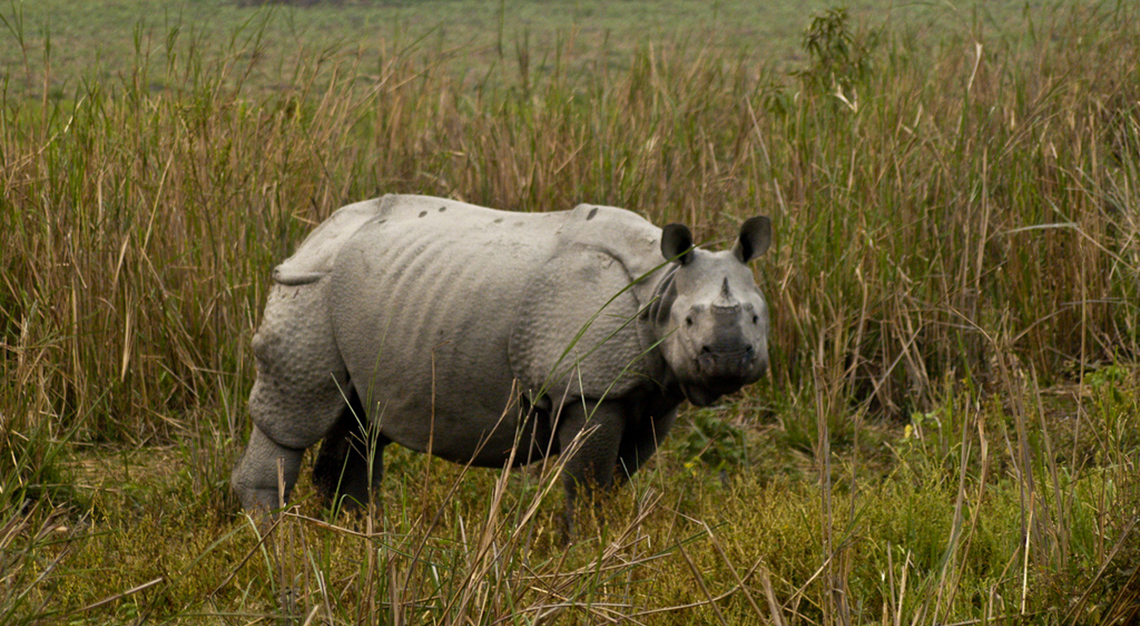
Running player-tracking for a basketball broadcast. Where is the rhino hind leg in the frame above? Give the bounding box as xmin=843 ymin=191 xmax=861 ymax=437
xmin=312 ymin=388 xmax=388 ymax=511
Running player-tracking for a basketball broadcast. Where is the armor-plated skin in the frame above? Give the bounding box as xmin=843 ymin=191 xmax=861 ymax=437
xmin=232 ymin=194 xmax=772 ymax=528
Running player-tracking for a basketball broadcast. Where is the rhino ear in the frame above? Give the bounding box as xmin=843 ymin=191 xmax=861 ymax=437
xmin=732 ymin=216 xmax=772 ymax=263
xmin=661 ymin=223 xmax=694 ymax=265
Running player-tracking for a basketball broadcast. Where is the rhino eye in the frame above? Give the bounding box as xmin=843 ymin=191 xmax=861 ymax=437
xmin=685 ymin=316 xmax=694 ymax=327
xmin=752 ymin=314 xmax=759 ymax=324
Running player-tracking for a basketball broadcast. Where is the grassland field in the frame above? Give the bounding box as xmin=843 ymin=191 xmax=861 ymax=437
xmin=2 ymin=0 xmax=1140 ymax=624
xmin=3 ymin=0 xmax=1062 ymax=98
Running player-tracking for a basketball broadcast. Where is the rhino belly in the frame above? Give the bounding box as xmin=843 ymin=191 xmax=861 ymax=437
xmin=329 ymin=214 xmax=554 ymax=466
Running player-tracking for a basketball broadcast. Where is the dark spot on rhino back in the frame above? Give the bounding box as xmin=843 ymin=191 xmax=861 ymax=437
xmin=418 ymin=211 xmax=427 ymax=218
xmin=439 ymin=206 xmax=447 ymax=212
xmin=586 ymin=207 xmax=599 ymax=221
xmin=494 ymin=218 xmax=504 ymax=224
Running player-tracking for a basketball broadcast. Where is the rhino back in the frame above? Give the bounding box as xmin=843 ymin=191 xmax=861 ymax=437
xmin=328 ymin=202 xmax=568 ymax=463
xmin=274 ymin=195 xmax=508 ymax=285
xmin=326 ymin=198 xmax=668 ymax=466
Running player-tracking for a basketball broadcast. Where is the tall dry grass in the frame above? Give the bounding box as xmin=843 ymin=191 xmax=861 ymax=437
xmin=3 ymin=3 xmax=1137 ymax=441
xmin=1 ymin=2 xmax=1140 ymax=623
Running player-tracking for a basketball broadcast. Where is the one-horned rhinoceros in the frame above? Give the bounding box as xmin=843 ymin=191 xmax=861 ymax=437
xmin=231 ymin=194 xmax=772 ymax=525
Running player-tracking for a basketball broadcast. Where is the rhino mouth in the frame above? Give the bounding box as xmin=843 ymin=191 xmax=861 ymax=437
xmin=679 ymin=347 xmax=766 ymax=407
xmin=695 ymin=346 xmax=758 ymax=377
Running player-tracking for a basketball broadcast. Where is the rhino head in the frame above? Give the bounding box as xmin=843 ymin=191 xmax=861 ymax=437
xmin=649 ymin=217 xmax=772 ymax=407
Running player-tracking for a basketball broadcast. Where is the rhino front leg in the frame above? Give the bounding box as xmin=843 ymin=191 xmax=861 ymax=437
xmin=312 ymin=394 xmax=389 ymax=512
xmin=615 ymin=402 xmax=680 ymax=482
xmin=556 ymin=400 xmax=625 ymax=540
xmin=232 ymin=425 xmax=306 ymax=513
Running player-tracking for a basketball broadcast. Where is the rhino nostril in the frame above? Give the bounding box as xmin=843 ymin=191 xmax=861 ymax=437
xmin=700 ymin=345 xmax=712 ymax=354
xmin=752 ymin=314 xmax=759 ymax=324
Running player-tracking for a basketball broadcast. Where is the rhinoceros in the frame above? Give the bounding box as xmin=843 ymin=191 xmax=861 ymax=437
xmin=231 ymin=194 xmax=772 ymax=525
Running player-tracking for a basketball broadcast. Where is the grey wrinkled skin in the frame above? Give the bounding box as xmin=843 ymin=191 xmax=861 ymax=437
xmin=231 ymin=194 xmax=772 ymax=531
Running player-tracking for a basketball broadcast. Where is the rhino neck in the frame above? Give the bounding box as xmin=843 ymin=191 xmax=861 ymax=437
xmin=634 ymin=264 xmax=679 ymax=380
xmin=643 ymin=264 xmax=679 ymax=327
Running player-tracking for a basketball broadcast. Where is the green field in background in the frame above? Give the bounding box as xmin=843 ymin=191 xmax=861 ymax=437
xmin=2 ymin=0 xmax=1075 ymax=97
